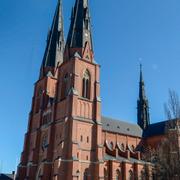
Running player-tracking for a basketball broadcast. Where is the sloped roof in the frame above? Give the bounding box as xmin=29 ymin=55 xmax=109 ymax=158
xmin=102 ymin=117 xmax=143 ymax=137
xmin=143 ymin=120 xmax=168 ymax=137
xmin=0 ymin=173 xmax=14 ymax=180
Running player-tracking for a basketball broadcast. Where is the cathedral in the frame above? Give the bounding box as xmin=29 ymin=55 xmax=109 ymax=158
xmin=16 ymin=0 xmax=175 ymax=179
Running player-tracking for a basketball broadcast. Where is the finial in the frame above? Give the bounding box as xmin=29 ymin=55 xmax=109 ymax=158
xmin=140 ymin=63 xmax=142 ymax=72
xmin=138 ymin=57 xmax=143 ymax=72
xmin=139 ymin=61 xmax=143 ymax=83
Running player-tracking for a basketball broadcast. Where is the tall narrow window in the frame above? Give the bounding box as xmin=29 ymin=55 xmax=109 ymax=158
xmin=82 ymin=70 xmax=90 ymax=99
xmin=35 ymin=88 xmax=42 ymax=113
xmin=116 ymin=169 xmax=122 ymax=180
xmin=87 ymin=136 xmax=89 ymax=143
xmin=84 ymin=169 xmax=88 ymax=180
xmin=129 ymin=170 xmax=134 ymax=180
xmin=61 ymin=73 xmax=69 ymax=99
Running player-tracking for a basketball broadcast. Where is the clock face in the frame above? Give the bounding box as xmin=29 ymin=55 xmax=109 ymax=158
xmin=85 ymin=33 xmax=88 ymax=37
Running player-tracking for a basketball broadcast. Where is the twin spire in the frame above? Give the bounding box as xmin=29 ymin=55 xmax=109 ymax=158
xmin=40 ymin=0 xmax=150 ymax=130
xmin=40 ymin=0 xmax=93 ymax=78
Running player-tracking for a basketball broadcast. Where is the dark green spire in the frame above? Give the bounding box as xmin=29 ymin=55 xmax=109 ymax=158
xmin=40 ymin=0 xmax=65 ymax=78
xmin=137 ymin=64 xmax=150 ymax=130
xmin=66 ymin=0 xmax=93 ymax=51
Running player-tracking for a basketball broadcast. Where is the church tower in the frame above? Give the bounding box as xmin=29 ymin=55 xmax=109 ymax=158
xmin=137 ymin=64 xmax=150 ymax=130
xmin=17 ymin=0 xmax=104 ymax=179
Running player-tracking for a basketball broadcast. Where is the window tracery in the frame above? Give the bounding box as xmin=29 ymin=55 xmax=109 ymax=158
xmin=82 ymin=70 xmax=90 ymax=99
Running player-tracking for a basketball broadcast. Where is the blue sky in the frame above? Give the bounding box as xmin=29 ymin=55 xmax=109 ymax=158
xmin=1 ymin=0 xmax=180 ymax=173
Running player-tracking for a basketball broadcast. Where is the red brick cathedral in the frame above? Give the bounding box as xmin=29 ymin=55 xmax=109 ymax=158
xmin=16 ymin=0 xmax=175 ymax=179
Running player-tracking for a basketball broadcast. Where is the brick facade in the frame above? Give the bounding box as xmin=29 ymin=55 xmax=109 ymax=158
xmin=16 ymin=0 xmax=166 ymax=179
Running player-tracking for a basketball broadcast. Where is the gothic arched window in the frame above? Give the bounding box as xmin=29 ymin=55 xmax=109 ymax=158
xmin=116 ymin=169 xmax=122 ymax=180
xmin=84 ymin=168 xmax=88 ymax=180
xmin=61 ymin=73 xmax=69 ymax=99
xmin=129 ymin=170 xmax=134 ymax=180
xmin=140 ymin=170 xmax=145 ymax=180
xmin=82 ymin=70 xmax=90 ymax=99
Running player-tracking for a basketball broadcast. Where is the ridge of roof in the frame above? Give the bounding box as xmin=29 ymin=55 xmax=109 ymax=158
xmin=102 ymin=116 xmax=143 ymax=137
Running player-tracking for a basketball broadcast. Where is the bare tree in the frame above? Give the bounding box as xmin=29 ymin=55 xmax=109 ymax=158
xmin=141 ymin=90 xmax=180 ymax=180
xmin=152 ymin=90 xmax=180 ymax=180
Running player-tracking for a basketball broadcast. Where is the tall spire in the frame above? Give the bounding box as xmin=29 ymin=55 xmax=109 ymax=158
xmin=65 ymin=0 xmax=93 ymax=59
xmin=137 ymin=64 xmax=150 ymax=130
xmin=40 ymin=0 xmax=65 ymax=78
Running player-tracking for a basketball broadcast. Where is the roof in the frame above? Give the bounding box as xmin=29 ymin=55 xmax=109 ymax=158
xmin=143 ymin=120 xmax=168 ymax=137
xmin=102 ymin=117 xmax=143 ymax=137
xmin=101 ymin=117 xmax=175 ymax=138
xmin=0 ymin=174 xmax=14 ymax=180
xmin=143 ymin=121 xmax=166 ymax=137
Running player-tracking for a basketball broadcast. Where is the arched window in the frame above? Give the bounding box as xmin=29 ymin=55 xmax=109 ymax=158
xmin=116 ymin=169 xmax=122 ymax=180
xmin=82 ymin=70 xmax=90 ymax=99
xmin=61 ymin=73 xmax=69 ymax=99
xmin=84 ymin=168 xmax=88 ymax=180
xmin=140 ymin=170 xmax=145 ymax=180
xmin=129 ymin=170 xmax=134 ymax=180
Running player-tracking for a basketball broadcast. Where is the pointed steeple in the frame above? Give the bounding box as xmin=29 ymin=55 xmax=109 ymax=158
xmin=65 ymin=0 xmax=93 ymax=60
xmin=137 ymin=64 xmax=150 ymax=130
xmin=40 ymin=0 xmax=65 ymax=78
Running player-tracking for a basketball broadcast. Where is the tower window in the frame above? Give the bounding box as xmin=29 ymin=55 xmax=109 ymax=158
xmin=61 ymin=73 xmax=69 ymax=99
xmin=87 ymin=136 xmax=89 ymax=143
xmin=82 ymin=70 xmax=90 ymax=99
